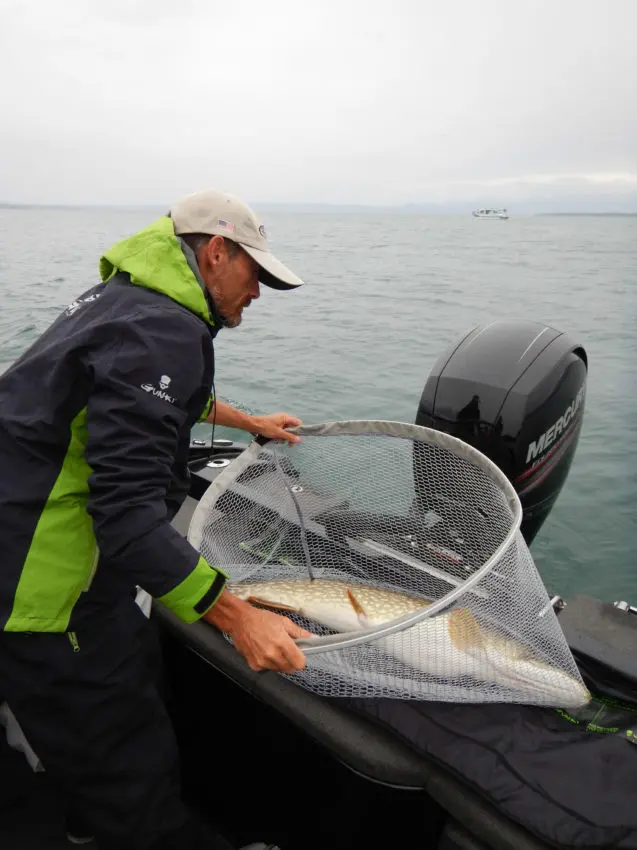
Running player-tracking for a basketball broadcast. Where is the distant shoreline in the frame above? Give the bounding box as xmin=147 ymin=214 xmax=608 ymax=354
xmin=0 ymin=202 xmax=635 ymax=217
xmin=535 ymin=212 xmax=637 ymax=217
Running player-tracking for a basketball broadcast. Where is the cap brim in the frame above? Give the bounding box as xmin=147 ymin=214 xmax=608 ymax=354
xmin=241 ymin=245 xmax=304 ymax=290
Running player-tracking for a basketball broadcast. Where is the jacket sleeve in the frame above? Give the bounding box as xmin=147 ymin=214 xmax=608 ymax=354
xmin=83 ymin=307 xmax=226 ymax=623
xmin=197 ymin=391 xmax=215 ymax=423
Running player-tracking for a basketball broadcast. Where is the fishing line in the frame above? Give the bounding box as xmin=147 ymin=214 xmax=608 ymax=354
xmin=210 ymin=377 xmax=217 ymax=449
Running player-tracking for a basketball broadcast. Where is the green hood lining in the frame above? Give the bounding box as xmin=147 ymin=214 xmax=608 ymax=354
xmin=99 ymin=216 xmax=214 ymax=327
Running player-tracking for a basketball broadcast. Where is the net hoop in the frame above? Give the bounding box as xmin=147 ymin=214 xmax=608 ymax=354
xmin=188 ymin=420 xmax=523 ymax=656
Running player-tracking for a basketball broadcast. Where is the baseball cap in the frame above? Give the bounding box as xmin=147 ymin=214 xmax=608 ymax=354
xmin=169 ymin=189 xmax=304 ymax=290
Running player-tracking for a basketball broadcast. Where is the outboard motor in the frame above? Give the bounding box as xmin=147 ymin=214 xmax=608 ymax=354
xmin=415 ymin=320 xmax=587 ymax=545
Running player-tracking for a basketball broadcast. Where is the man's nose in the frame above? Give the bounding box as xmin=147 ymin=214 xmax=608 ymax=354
xmin=250 ymin=279 xmax=261 ymax=299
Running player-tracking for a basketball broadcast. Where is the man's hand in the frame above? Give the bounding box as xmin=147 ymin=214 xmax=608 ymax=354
xmin=251 ymin=412 xmax=302 ymax=445
xmin=227 ymin=606 xmax=311 ymax=673
xmin=206 ymin=401 xmax=302 ymax=445
xmin=203 ymin=589 xmax=312 ymax=673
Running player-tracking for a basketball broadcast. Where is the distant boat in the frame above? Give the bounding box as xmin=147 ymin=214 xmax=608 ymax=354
xmin=472 ymin=208 xmax=508 ymax=219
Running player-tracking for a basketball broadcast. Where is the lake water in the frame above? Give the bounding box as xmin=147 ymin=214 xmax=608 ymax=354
xmin=1 ymin=206 xmax=635 ymax=603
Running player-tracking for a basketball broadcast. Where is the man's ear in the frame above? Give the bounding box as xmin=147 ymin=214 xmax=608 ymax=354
xmin=202 ymin=235 xmax=227 ymax=271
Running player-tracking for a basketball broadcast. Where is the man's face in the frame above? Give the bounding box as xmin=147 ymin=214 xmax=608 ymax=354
xmin=201 ymin=237 xmax=261 ymax=328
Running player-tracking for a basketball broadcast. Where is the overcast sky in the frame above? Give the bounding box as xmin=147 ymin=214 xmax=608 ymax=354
xmin=1 ymin=0 xmax=635 ymax=207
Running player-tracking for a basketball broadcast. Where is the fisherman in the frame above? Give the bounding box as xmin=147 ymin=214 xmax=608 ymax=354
xmin=0 ymin=190 xmax=312 ymax=850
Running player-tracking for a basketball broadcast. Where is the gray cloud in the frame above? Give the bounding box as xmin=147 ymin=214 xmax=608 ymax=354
xmin=1 ymin=0 xmax=635 ymax=208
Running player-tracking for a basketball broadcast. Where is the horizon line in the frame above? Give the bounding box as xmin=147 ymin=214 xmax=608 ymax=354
xmin=1 ymin=201 xmax=636 ymax=216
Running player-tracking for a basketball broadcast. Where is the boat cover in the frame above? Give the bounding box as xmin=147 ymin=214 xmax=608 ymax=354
xmin=351 ymin=690 xmax=637 ymax=849
xmin=349 ymin=594 xmax=637 ymax=848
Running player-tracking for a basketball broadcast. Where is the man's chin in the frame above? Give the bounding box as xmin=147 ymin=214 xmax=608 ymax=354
xmin=223 ymin=312 xmax=242 ymax=329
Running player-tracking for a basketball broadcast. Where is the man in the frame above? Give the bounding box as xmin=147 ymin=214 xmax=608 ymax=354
xmin=0 ymin=190 xmax=312 ymax=849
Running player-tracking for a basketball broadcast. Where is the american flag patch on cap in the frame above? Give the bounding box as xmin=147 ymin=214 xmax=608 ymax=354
xmin=217 ymin=219 xmax=235 ymax=233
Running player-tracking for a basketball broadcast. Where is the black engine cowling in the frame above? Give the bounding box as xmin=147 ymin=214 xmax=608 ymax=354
xmin=415 ymin=320 xmax=587 ymax=545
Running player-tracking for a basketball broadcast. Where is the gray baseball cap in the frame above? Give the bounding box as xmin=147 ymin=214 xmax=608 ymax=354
xmin=169 ymin=189 xmax=304 ymax=290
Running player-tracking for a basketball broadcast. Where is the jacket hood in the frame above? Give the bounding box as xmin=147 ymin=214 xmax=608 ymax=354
xmin=99 ymin=216 xmax=215 ymax=327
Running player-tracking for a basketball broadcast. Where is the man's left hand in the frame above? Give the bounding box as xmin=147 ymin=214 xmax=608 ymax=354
xmin=251 ymin=412 xmax=302 ymax=445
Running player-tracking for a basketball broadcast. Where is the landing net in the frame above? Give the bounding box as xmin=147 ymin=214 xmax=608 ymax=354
xmin=188 ymin=421 xmax=589 ymax=707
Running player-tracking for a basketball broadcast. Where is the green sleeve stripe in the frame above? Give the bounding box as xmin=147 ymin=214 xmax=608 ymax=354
xmin=197 ymin=392 xmax=215 ymax=423
xmin=157 ymin=556 xmax=227 ymax=623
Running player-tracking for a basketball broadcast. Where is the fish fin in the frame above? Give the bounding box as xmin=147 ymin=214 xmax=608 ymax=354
xmin=247 ymin=595 xmax=298 ymax=614
xmin=346 ymin=588 xmax=369 ymax=626
xmin=448 ymin=608 xmax=485 ymax=651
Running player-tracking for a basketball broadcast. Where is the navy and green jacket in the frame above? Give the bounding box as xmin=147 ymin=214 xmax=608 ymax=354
xmin=0 ymin=217 xmax=228 ymax=632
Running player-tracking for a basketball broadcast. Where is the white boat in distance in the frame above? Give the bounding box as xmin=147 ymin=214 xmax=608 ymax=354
xmin=473 ymin=208 xmax=509 ymax=219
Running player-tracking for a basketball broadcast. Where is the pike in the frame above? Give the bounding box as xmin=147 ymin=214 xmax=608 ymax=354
xmin=230 ymin=578 xmax=590 ymax=708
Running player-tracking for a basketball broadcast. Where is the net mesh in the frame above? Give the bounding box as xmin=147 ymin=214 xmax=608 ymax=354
xmin=188 ymin=422 xmax=589 ymax=707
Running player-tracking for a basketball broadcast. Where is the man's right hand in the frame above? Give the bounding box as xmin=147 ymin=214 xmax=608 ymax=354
xmin=203 ymin=588 xmax=312 ymax=673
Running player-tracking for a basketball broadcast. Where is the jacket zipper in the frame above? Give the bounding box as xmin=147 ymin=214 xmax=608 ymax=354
xmin=67 ymin=548 xmax=98 ymax=651
xmin=83 ymin=546 xmax=100 ymax=592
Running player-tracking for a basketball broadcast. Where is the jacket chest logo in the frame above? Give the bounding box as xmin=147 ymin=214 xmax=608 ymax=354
xmin=141 ymin=375 xmax=176 ymax=405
